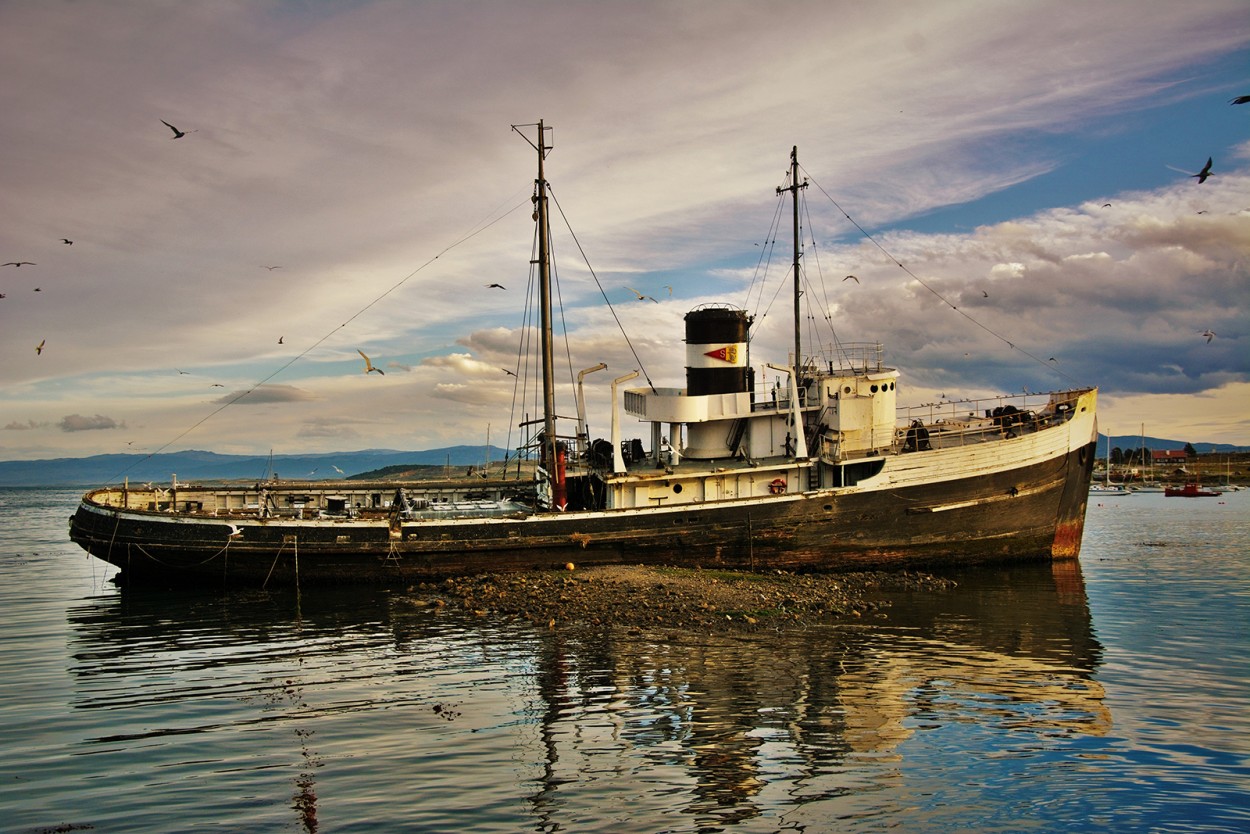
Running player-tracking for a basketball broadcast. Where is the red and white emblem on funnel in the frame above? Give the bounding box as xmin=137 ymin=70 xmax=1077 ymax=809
xmin=704 ymin=345 xmax=739 ymax=363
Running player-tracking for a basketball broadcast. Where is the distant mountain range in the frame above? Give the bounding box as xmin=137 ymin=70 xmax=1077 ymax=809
xmin=0 ymin=446 xmax=509 ymax=487
xmin=0 ymin=438 xmax=1243 ymax=487
xmin=1096 ymin=436 xmax=1247 ymax=457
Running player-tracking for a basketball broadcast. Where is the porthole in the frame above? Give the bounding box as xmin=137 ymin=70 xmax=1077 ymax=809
xmin=844 ymin=386 xmax=852 ymax=394
xmin=672 ymin=483 xmax=683 ymax=494
xmin=871 ymin=384 xmax=879 ymax=393
xmin=823 ymin=504 xmax=833 ymax=511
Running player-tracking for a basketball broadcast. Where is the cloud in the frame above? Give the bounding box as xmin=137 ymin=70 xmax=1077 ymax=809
xmin=296 ymin=418 xmax=362 ymax=442
xmin=213 ymin=384 xmax=315 ymax=405
xmin=0 ymin=1 xmax=1247 ymax=455
xmin=59 ymin=414 xmax=124 ymax=432
xmin=3 ymin=420 xmax=49 ymax=431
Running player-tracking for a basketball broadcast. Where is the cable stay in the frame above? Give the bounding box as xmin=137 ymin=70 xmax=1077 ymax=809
xmin=798 ymin=164 xmax=1081 ymax=385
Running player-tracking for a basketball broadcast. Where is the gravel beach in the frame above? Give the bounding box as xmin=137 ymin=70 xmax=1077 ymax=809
xmin=402 ymin=564 xmax=957 ymax=631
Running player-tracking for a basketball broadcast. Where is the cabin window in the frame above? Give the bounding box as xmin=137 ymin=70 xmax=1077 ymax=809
xmin=871 ymin=384 xmax=879 ymax=393
xmin=672 ymin=483 xmax=684 ymax=494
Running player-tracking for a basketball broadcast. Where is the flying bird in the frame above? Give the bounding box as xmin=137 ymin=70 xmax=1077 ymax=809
xmin=664 ymin=285 xmax=673 ymax=296
xmin=35 ymin=339 xmax=45 ymax=355
xmin=261 ymin=265 xmax=282 ymax=271
xmin=982 ymin=290 xmax=989 ymax=298
xmin=1193 ymin=157 xmax=1213 ymax=183
xmin=3 ymin=261 xmax=34 ymax=267
xmin=485 ymin=283 xmax=506 ymax=289
xmin=1202 ymin=330 xmax=1216 ymax=343
xmin=357 ymin=349 xmax=385 ymax=374
xmin=278 ymin=336 xmax=284 ymax=344
xmin=211 ymin=383 xmax=224 ymax=387
xmin=1102 ymin=203 xmax=1112 ymax=208
xmin=1230 ymin=95 xmax=1250 ymax=105
xmin=33 ymin=287 xmax=41 ymax=292
xmin=0 ymin=293 xmax=6 ymax=299
xmin=843 ymin=275 xmax=859 ymax=284
xmin=161 ymin=119 xmax=191 ymax=139
xmin=624 ymin=286 xmax=658 ymax=303
xmin=501 ymin=368 xmax=517 ymax=377
xmin=61 ymin=238 xmax=73 ymax=245
xmin=332 ymin=465 xmax=345 ymax=475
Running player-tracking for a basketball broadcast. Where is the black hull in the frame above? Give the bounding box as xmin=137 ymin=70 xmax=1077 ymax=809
xmin=69 ymin=441 xmax=1095 ymax=587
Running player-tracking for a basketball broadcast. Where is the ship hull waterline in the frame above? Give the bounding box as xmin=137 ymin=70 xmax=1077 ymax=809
xmin=69 ymin=441 xmax=1095 ymax=587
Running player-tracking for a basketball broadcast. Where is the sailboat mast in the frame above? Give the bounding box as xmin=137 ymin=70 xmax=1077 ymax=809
xmin=778 ymin=146 xmax=807 ymax=375
xmin=533 ymin=120 xmax=565 ymax=509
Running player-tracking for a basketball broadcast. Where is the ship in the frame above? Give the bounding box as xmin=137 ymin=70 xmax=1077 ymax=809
xmin=68 ymin=122 xmax=1099 ymax=587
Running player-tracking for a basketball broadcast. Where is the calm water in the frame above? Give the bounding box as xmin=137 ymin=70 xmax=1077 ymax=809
xmin=1 ymin=488 xmax=1247 ymax=834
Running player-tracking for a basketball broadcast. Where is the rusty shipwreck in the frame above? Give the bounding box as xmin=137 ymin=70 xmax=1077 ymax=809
xmin=69 ymin=123 xmax=1098 ymax=585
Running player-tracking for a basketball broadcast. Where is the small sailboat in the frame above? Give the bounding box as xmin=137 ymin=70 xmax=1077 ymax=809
xmin=1090 ymin=431 xmax=1131 ymax=495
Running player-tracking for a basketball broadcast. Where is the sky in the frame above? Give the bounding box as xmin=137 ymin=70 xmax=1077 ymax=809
xmin=1 ymin=0 xmax=1248 ymax=465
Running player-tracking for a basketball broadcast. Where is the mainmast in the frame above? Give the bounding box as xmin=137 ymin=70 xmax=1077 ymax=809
xmin=518 ymin=119 xmax=566 ymax=510
xmin=777 ymin=146 xmax=808 ymax=377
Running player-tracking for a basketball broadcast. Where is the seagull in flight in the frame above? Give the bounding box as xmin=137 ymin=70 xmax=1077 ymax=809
xmin=3 ymin=261 xmax=35 ymax=267
xmin=161 ymin=119 xmax=193 ymax=139
xmin=485 ymin=283 xmax=506 ymax=289
xmin=278 ymin=336 xmax=284 ymax=344
xmin=261 ymin=265 xmax=282 ymax=271
xmin=1193 ymin=157 xmax=1213 ymax=184
xmin=1231 ymin=95 xmax=1250 ymax=105
xmin=624 ymin=286 xmax=658 ymax=303
xmin=843 ymin=275 xmax=859 ymax=284
xmin=501 ymin=367 xmax=517 ymax=377
xmin=35 ymin=339 xmax=45 ymax=355
xmin=61 ymin=238 xmax=73 ymax=245
xmin=1202 ymin=330 xmax=1216 ymax=343
xmin=357 ymin=349 xmax=385 ymax=374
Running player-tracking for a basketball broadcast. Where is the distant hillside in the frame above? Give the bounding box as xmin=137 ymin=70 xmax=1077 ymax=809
xmin=1096 ymin=436 xmax=1248 ymax=457
xmin=0 ymin=446 xmax=509 ymax=487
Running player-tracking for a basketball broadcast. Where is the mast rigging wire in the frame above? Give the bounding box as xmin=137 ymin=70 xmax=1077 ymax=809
xmin=100 ymin=194 xmax=533 ymax=486
xmin=547 ymin=184 xmax=657 ymax=393
xmin=798 ymin=164 xmax=1079 ymax=385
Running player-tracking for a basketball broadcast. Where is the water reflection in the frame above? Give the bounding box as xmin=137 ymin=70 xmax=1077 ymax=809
xmin=65 ymin=561 xmax=1105 ymax=832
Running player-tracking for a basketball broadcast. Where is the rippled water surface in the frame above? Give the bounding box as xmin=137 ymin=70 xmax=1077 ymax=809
xmin=2 ymin=487 xmax=1247 ymax=833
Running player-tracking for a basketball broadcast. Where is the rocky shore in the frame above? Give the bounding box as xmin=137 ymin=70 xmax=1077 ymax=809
xmin=402 ymin=564 xmax=957 ymax=631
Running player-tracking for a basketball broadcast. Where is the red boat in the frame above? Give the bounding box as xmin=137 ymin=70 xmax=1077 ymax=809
xmin=1164 ymin=483 xmax=1221 ymax=497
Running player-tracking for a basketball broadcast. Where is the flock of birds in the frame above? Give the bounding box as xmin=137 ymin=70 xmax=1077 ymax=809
xmin=7 ymin=101 xmax=1244 ymax=371
xmin=3 ymin=121 xmax=401 ymax=380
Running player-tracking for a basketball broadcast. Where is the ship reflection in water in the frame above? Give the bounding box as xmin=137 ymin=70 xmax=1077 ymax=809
xmin=65 ymin=560 xmax=1104 ymax=833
